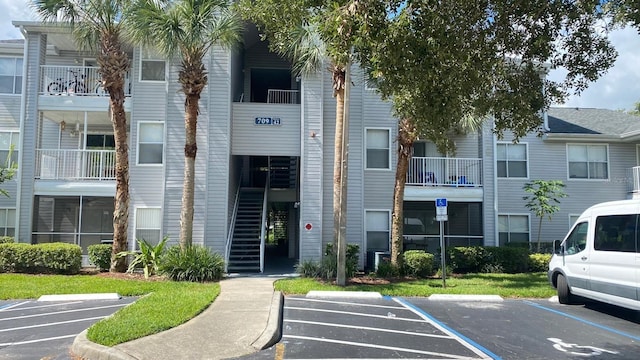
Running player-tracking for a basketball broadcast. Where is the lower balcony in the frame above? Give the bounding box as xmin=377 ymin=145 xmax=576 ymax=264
xmin=35 ymin=149 xmax=116 ymax=181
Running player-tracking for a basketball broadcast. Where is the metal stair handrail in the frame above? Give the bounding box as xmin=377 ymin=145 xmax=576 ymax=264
xmin=259 ymin=177 xmax=269 ymax=273
xmin=225 ymin=177 xmax=242 ymax=273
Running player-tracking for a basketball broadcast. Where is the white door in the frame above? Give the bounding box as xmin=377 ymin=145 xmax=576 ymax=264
xmin=562 ymin=221 xmax=590 ymax=293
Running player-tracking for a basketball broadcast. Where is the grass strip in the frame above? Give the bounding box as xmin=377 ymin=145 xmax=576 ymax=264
xmin=0 ymin=273 xmax=220 ymax=346
xmin=275 ymin=273 xmax=555 ymax=298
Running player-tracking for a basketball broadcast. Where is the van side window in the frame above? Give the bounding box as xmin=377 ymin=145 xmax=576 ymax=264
xmin=565 ymin=222 xmax=588 ymax=255
xmin=594 ymin=214 xmax=637 ymax=253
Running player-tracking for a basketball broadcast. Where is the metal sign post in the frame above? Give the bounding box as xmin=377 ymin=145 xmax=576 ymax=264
xmin=436 ymin=198 xmax=448 ymax=288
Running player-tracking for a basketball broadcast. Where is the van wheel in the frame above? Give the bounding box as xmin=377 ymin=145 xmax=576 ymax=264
xmin=557 ymin=274 xmax=574 ymax=305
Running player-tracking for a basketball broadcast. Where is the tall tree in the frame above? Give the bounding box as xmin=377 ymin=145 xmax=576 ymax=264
xmin=32 ymin=0 xmax=133 ymax=272
xmin=127 ymin=0 xmax=242 ymax=249
xmin=352 ymin=0 xmax=616 ymax=265
xmin=238 ymin=0 xmax=360 ymax=285
xmin=523 ymin=180 xmax=567 ymax=252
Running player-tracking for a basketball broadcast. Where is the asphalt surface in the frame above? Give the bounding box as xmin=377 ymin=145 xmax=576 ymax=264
xmin=237 ymin=295 xmax=640 ymax=360
xmin=0 ymin=298 xmax=136 ymax=360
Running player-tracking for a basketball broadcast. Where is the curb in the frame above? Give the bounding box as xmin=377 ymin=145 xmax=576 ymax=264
xmin=428 ymin=294 xmax=503 ymax=302
xmin=71 ymin=330 xmax=138 ymax=360
xmin=306 ymin=291 xmax=382 ymax=299
xmin=251 ymin=291 xmax=283 ymax=350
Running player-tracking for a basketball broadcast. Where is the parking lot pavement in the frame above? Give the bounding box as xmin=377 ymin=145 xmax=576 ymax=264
xmin=0 ymin=298 xmax=136 ymax=360
xmin=277 ymin=294 xmax=496 ymax=359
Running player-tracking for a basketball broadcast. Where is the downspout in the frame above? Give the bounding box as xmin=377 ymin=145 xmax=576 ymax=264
xmin=15 ymin=26 xmax=30 ymax=243
xmin=299 ymin=76 xmax=304 ymax=262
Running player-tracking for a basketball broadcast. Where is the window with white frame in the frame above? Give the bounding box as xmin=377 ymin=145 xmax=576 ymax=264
xmin=135 ymin=208 xmax=162 ymax=246
xmin=497 ymin=143 xmax=527 ymax=178
xmin=0 ymin=57 xmax=22 ymax=94
xmin=366 ymin=210 xmax=390 ymax=252
xmin=569 ymin=214 xmax=580 ymax=227
xmin=138 ymin=122 xmax=164 ymax=165
xmin=498 ymin=214 xmax=529 ymax=245
xmin=568 ymin=144 xmax=608 ymax=179
xmin=0 ymin=131 xmax=18 ymax=167
xmin=0 ymin=208 xmax=15 ymax=237
xmin=366 ymin=128 xmax=390 ymax=169
xmin=140 ymin=48 xmax=166 ymax=82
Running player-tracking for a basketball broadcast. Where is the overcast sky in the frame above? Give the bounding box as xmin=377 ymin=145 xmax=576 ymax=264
xmin=2 ymin=0 xmax=640 ymax=111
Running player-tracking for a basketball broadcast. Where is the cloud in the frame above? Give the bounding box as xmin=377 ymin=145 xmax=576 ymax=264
xmin=549 ymin=26 xmax=640 ymax=111
xmin=0 ymin=0 xmax=36 ymax=39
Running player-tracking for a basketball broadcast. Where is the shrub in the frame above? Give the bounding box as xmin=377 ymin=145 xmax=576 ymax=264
xmin=376 ymin=260 xmax=400 ymax=278
xmin=485 ymin=247 xmax=530 ymax=273
xmin=403 ymin=250 xmax=435 ymax=278
xmin=295 ymin=260 xmax=320 ymax=278
xmin=447 ymin=246 xmax=490 ymax=273
xmin=117 ymin=237 xmax=168 ymax=278
xmin=0 ymin=236 xmax=14 ymax=244
xmin=324 ymin=243 xmax=360 ymax=278
xmin=160 ymin=245 xmax=224 ymax=282
xmin=529 ymin=253 xmax=552 ymax=272
xmin=88 ymin=244 xmax=112 ymax=271
xmin=0 ymin=242 xmax=81 ymax=274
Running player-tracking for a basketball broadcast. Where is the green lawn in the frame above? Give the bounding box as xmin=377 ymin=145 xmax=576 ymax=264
xmin=0 ymin=272 xmax=554 ymax=347
xmin=0 ymin=273 xmax=220 ymax=346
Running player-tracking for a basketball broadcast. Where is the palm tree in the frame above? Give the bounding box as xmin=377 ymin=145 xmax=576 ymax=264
xmin=127 ymin=0 xmax=242 ymax=249
xmin=32 ymin=0 xmax=132 ymax=272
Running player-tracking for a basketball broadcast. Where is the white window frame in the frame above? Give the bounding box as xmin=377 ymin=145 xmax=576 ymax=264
xmin=365 ymin=127 xmax=392 ymax=170
xmin=496 ymin=142 xmax=529 ymax=179
xmin=0 ymin=208 xmax=15 ymax=237
xmin=0 ymin=131 xmax=19 ymax=168
xmin=134 ymin=207 xmax=162 ymax=250
xmin=498 ymin=213 xmax=531 ymax=244
xmin=137 ymin=121 xmax=164 ymax=166
xmin=139 ymin=47 xmax=166 ymax=82
xmin=0 ymin=56 xmax=23 ymax=95
xmin=568 ymin=214 xmax=580 ymax=228
xmin=566 ymin=143 xmax=610 ymax=181
xmin=364 ymin=209 xmax=391 ymax=253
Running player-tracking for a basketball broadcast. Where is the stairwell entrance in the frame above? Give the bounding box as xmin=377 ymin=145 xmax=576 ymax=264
xmin=227 ymin=156 xmax=300 ymax=273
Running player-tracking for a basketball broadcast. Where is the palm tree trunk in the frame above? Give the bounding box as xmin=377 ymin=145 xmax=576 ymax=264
xmin=391 ymin=118 xmax=417 ymax=266
xmin=180 ymin=94 xmax=199 ymax=249
xmin=333 ymin=86 xmax=345 ymax=247
xmin=98 ymin=33 xmax=130 ymax=273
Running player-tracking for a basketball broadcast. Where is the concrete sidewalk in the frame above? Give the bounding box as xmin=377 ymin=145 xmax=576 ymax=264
xmin=72 ymin=276 xmax=282 ymax=360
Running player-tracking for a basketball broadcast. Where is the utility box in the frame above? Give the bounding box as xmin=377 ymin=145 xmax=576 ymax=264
xmin=366 ymin=251 xmax=391 ymax=272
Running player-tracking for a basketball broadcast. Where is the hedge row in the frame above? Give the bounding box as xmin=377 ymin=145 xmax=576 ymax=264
xmin=0 ymin=242 xmax=82 ymax=274
xmin=447 ymin=246 xmax=551 ymax=274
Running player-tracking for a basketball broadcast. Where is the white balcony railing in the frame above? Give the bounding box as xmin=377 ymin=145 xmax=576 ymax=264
xmin=267 ymin=89 xmax=299 ymax=104
xmin=40 ymin=65 xmax=131 ymax=96
xmin=35 ymin=149 xmax=116 ymax=180
xmin=406 ymin=157 xmax=482 ymax=187
xmin=627 ymin=166 xmax=640 ymax=193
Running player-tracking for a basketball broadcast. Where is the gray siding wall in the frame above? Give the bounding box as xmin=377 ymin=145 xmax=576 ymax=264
xmin=204 ymin=45 xmax=232 ymax=253
xmin=17 ymin=33 xmax=46 ymax=242
xmin=481 ymin=122 xmax=497 ymax=246
xmin=299 ymin=72 xmax=323 ymax=261
xmin=129 ymin=47 xmax=166 ymax=247
xmin=231 ymin=104 xmax=301 ymax=155
xmin=496 ymin=132 xmax=636 ymax=244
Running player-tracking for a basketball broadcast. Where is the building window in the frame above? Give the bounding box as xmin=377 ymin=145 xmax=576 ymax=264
xmin=140 ymin=48 xmax=166 ymax=82
xmin=498 ymin=214 xmax=529 ymax=246
xmin=0 ymin=57 xmax=22 ymax=94
xmin=497 ymin=143 xmax=527 ymax=178
xmin=569 ymin=214 xmax=580 ymax=227
xmin=0 ymin=208 xmax=15 ymax=237
xmin=568 ymin=144 xmax=608 ymax=179
xmin=366 ymin=128 xmax=390 ymax=169
xmin=366 ymin=210 xmax=390 ymax=252
xmin=138 ymin=122 xmax=164 ymax=165
xmin=0 ymin=131 xmax=19 ymax=167
xmin=135 ymin=208 xmax=162 ymax=246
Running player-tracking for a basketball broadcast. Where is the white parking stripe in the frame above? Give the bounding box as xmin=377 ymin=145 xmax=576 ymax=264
xmin=0 ymin=301 xmax=83 ymax=312
xmin=0 ymin=301 xmax=29 ymax=311
xmin=285 ymin=319 xmax=452 ymax=339
xmin=284 ymin=335 xmax=477 ymax=359
xmin=284 ymin=306 xmax=424 ymax=322
xmin=0 ymin=303 xmax=125 ymax=322
xmin=0 ymin=315 xmax=106 ymax=333
xmin=0 ymin=334 xmax=77 ymax=346
xmin=287 ymin=297 xmax=409 ymax=310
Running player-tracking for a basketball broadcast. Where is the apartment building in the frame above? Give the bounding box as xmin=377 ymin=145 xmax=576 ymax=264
xmin=1 ymin=21 xmax=638 ymax=272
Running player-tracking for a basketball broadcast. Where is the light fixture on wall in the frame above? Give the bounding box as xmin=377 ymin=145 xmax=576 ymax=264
xmin=60 ymin=120 xmax=66 ymax=131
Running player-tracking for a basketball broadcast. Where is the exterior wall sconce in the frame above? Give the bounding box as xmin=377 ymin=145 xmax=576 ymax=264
xmin=310 ymin=131 xmax=317 ymax=138
xmin=60 ymin=120 xmax=66 ymax=131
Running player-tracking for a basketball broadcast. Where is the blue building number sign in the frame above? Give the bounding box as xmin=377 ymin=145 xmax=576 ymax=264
xmin=254 ymin=117 xmax=281 ymax=126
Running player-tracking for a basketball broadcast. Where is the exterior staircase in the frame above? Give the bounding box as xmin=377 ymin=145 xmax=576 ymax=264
xmin=228 ymin=188 xmax=264 ymax=272
xmin=269 ymin=156 xmax=298 ymax=189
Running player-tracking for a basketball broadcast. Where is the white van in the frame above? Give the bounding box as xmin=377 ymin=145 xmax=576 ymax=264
xmin=548 ymin=199 xmax=640 ymax=310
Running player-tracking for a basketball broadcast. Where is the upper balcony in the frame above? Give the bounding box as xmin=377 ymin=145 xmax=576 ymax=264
xmin=38 ymin=65 xmax=131 ymax=111
xmin=35 ymin=149 xmax=115 ymax=181
xmin=405 ymin=156 xmax=483 ymax=201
